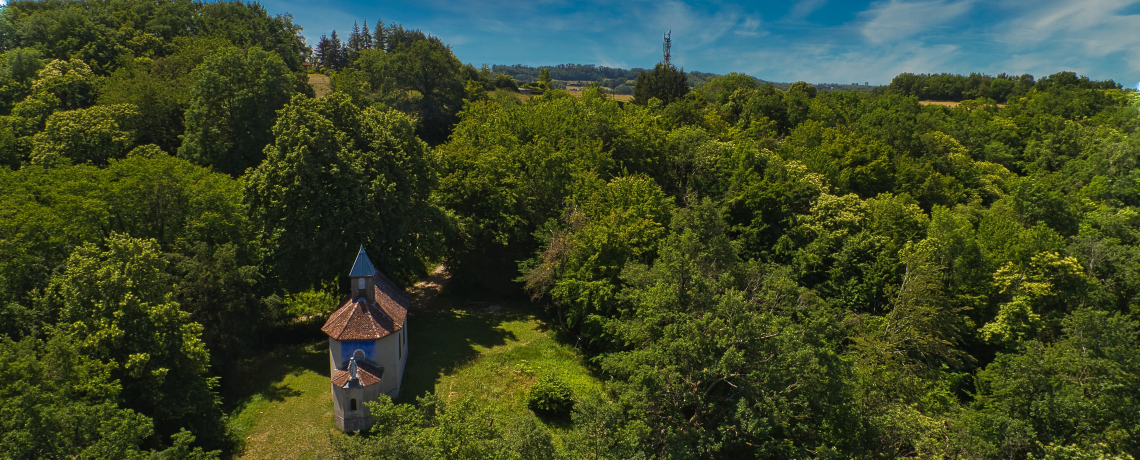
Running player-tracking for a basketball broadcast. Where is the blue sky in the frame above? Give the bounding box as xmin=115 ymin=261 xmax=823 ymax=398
xmin=259 ymin=0 xmax=1140 ymax=86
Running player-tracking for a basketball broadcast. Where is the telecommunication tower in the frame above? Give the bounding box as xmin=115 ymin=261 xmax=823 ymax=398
xmin=663 ymin=31 xmax=672 ymax=66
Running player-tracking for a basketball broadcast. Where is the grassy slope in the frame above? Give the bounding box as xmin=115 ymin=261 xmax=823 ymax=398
xmin=224 ymin=279 xmax=599 ymax=459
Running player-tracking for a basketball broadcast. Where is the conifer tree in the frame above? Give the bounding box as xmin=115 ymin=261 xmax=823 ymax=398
xmin=348 ymin=22 xmax=363 ymax=52
xmin=373 ymin=19 xmax=387 ymax=51
xmin=361 ymin=20 xmax=373 ymax=49
xmin=328 ymin=30 xmax=345 ymax=70
xmin=314 ymin=34 xmax=333 ymax=70
xmin=347 ymin=22 xmax=364 ymax=64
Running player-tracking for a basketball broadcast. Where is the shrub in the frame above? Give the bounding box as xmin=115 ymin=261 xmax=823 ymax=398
xmin=526 ymin=374 xmax=574 ymax=416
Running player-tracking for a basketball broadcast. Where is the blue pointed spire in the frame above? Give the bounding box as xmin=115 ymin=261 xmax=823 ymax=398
xmin=348 ymin=245 xmax=376 ymax=277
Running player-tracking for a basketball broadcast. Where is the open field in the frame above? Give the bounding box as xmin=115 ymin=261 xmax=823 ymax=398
xmin=919 ymin=100 xmax=1005 ymax=108
xmin=564 ymin=88 xmax=634 ymax=102
xmin=308 ymin=74 xmax=332 ymax=98
xmin=224 ymin=268 xmax=600 ymax=458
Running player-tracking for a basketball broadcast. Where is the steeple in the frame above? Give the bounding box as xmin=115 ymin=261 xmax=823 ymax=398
xmin=349 ymin=245 xmax=376 ymax=277
xmin=349 ymin=245 xmax=376 ymax=301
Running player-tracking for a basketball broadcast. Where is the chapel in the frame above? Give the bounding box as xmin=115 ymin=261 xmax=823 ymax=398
xmin=320 ymin=245 xmax=410 ymax=431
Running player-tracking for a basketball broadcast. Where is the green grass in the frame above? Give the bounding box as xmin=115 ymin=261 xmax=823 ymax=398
xmin=223 ymin=341 xmax=344 ymax=459
xmin=224 ymin=297 xmax=601 ymax=459
xmin=400 ymin=307 xmax=602 ymax=419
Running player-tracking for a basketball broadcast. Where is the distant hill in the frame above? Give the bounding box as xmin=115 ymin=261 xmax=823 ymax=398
xmin=489 ymin=64 xmax=878 ymax=94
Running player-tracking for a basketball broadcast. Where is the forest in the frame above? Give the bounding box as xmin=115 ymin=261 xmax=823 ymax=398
xmin=1 ymin=0 xmax=1139 ymax=459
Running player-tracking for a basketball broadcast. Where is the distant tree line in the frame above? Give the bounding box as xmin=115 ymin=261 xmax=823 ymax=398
xmin=885 ymin=71 xmax=1122 ymax=103
xmin=489 ymin=65 xmax=767 ymax=96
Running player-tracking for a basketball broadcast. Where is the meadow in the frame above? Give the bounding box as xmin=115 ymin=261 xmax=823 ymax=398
xmin=223 ymin=271 xmax=601 ymax=458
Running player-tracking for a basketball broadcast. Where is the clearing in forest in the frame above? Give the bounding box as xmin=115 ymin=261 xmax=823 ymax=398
xmin=307 ymin=74 xmax=332 ymax=98
xmin=224 ymin=267 xmax=600 ymax=459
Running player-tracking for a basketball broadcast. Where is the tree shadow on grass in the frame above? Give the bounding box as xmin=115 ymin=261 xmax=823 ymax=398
xmin=396 ymin=307 xmax=521 ymax=403
xmin=220 ymin=340 xmax=329 ymax=413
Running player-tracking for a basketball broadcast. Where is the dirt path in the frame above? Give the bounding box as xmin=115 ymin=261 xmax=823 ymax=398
xmin=409 ymin=264 xmax=450 ymax=311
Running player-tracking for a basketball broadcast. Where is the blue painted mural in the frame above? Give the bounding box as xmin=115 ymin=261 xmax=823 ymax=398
xmin=340 ymin=340 xmax=376 ymax=364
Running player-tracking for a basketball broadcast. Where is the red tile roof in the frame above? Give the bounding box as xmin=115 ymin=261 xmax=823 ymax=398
xmin=321 ymin=272 xmax=408 ymax=341
xmin=332 ymin=360 xmax=384 ymax=387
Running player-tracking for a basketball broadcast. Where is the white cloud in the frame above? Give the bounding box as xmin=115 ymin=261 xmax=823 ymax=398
xmin=994 ymin=0 xmax=1140 ymax=73
xmin=786 ymin=0 xmax=827 ymax=21
xmin=733 ymin=41 xmax=964 ymax=84
xmin=859 ymin=0 xmax=975 ymax=44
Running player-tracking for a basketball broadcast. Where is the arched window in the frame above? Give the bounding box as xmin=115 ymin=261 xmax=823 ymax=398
xmin=353 ymin=349 xmax=365 ymax=361
xmin=350 ymin=399 xmax=357 ymax=411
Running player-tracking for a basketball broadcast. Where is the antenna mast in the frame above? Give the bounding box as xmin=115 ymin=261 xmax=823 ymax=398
xmin=663 ymin=30 xmax=672 ymax=66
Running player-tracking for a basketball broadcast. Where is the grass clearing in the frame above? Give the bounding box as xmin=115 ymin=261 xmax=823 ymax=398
xmin=224 ymin=341 xmax=343 ymax=459
xmin=919 ymin=100 xmax=1005 ymax=108
xmin=225 ymin=268 xmax=601 ymax=458
xmin=308 ymin=74 xmax=332 ymax=98
xmin=400 ymin=308 xmax=602 ymax=422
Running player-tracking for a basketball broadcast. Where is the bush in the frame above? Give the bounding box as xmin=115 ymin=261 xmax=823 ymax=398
xmin=526 ymin=374 xmax=575 ymax=416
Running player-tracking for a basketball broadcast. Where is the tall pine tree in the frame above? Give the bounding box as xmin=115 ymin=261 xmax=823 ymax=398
xmin=373 ymin=19 xmax=387 ymax=51
xmin=328 ymin=30 xmax=345 ymax=70
xmin=361 ymin=20 xmax=373 ymax=49
xmin=347 ymin=22 xmax=364 ymax=64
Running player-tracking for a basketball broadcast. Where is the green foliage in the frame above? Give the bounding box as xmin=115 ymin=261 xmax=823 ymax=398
xmin=349 ymin=38 xmax=467 ymax=144
xmin=0 ymin=0 xmax=308 ymax=73
xmin=0 ymin=152 xmax=260 ymax=365
xmin=2 ymin=1 xmax=1140 ymax=456
xmin=283 ymin=281 xmax=340 ymax=319
xmin=521 ymin=173 xmax=673 ymax=340
xmin=601 ymin=201 xmax=852 ymax=457
xmin=967 ymin=310 xmax=1140 ymax=458
xmin=888 ymin=72 xmax=1042 ymax=103
xmin=179 ymin=46 xmax=296 ymax=176
xmin=0 ymin=334 xmax=152 ymax=459
xmin=245 ymin=93 xmax=444 ymax=290
xmin=29 ymin=103 xmax=139 ymax=166
xmin=30 ymin=58 xmax=97 ymax=110
xmin=632 ymin=62 xmax=690 ymax=105
xmin=331 ymin=394 xmax=532 ymax=459
xmin=35 ymin=233 xmax=227 ymax=449
xmin=526 ymin=374 xmax=575 ymax=416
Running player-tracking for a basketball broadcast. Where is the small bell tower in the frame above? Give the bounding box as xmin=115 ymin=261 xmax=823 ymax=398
xmin=349 ymin=245 xmax=376 ymax=301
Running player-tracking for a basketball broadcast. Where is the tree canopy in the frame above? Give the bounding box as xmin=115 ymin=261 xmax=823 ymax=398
xmin=1 ymin=1 xmax=1139 ymax=458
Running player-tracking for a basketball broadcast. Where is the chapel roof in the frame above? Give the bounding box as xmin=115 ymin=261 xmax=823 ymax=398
xmin=321 ymin=247 xmax=409 ymax=341
xmin=332 ymin=359 xmax=384 ymax=387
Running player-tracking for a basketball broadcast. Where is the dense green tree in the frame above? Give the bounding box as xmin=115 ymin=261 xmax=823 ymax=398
xmin=29 ymin=103 xmax=139 ymax=166
xmin=35 ymin=234 xmax=227 ymax=449
xmin=30 ymin=58 xmax=97 ymax=110
xmin=632 ymin=62 xmax=690 ymax=106
xmin=602 ymin=201 xmax=854 ymax=457
xmin=433 ymin=92 xmax=619 ymax=291
xmin=245 ymin=93 xmax=444 ymax=290
xmin=967 ymin=309 xmax=1140 ymax=458
xmin=521 ymin=173 xmax=674 ymax=342
xmin=0 ymin=47 xmax=44 ymax=114
xmin=178 ymin=46 xmax=296 ymax=175
xmin=0 ymin=334 xmax=220 ymax=459
xmin=331 ymin=394 xmax=545 ymax=459
xmin=351 ymin=37 xmax=466 ymax=144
